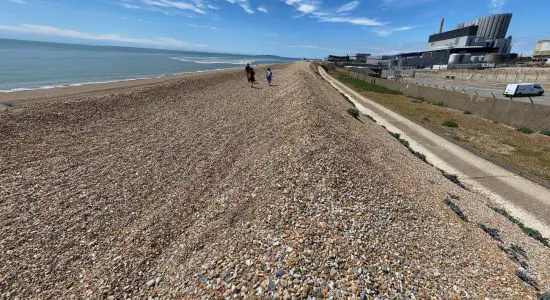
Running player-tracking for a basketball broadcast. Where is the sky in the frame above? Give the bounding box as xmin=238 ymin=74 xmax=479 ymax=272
xmin=0 ymin=0 xmax=547 ymax=58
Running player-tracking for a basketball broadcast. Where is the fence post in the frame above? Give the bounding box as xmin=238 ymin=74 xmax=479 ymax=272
xmin=435 ymin=84 xmax=438 ymax=89
xmin=474 ymin=90 xmax=479 ymax=95
xmin=529 ymin=97 xmax=534 ymax=104
xmin=452 ymin=87 xmax=456 ymax=92
xmin=462 ymin=89 xmax=467 ymax=94
xmin=491 ymin=92 xmax=496 ymax=99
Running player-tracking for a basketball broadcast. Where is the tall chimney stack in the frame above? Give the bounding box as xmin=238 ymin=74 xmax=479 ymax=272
xmin=439 ymin=17 xmax=445 ymax=33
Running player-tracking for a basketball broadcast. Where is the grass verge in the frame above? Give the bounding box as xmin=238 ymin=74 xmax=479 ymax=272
xmin=336 ymin=74 xmax=402 ymax=95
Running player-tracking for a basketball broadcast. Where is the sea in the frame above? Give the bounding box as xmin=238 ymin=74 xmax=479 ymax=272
xmin=0 ymin=39 xmax=298 ymax=92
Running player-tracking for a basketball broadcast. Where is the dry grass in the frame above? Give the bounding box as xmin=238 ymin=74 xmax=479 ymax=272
xmin=331 ymin=70 xmax=550 ymax=185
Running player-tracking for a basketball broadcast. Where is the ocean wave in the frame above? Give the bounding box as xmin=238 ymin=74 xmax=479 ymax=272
xmin=171 ymin=57 xmax=256 ymax=65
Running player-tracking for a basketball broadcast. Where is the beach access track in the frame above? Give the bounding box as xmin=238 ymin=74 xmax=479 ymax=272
xmin=319 ymin=66 xmax=550 ymax=238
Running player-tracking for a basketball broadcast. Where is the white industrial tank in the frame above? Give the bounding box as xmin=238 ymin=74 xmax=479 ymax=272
xmin=462 ymin=54 xmax=471 ymax=64
xmin=448 ymin=54 xmax=462 ymax=64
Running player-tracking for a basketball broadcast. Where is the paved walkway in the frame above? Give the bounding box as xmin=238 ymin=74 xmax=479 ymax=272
xmin=320 ymin=66 xmax=550 ymax=237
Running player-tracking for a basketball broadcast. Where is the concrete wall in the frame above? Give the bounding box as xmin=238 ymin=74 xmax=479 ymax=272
xmin=416 ymin=69 xmax=550 ymax=85
xmin=344 ymin=69 xmax=550 ymax=131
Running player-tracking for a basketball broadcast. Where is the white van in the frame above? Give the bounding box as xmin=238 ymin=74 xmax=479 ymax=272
xmin=503 ymin=83 xmax=545 ymax=96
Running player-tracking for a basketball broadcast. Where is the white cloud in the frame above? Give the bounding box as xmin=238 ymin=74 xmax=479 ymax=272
xmin=372 ymin=25 xmax=412 ymax=37
xmin=336 ymin=1 xmax=359 ymax=13
xmin=381 ymin=0 xmax=433 ymax=8
xmin=119 ymin=2 xmax=141 ymax=9
xmin=207 ymin=4 xmax=219 ymax=9
xmin=319 ymin=16 xmax=384 ymax=26
xmin=283 ymin=0 xmax=320 ymax=15
xmin=257 ymin=6 xmax=268 ymax=13
xmin=7 ymin=0 xmax=26 ymax=3
xmin=139 ymin=0 xmax=206 ymax=14
xmin=226 ymin=0 xmax=254 ymax=14
xmin=0 ymin=23 xmax=205 ymax=48
xmin=282 ymin=0 xmax=383 ymax=27
xmin=489 ymin=0 xmax=506 ymax=13
xmin=188 ymin=23 xmax=219 ymax=30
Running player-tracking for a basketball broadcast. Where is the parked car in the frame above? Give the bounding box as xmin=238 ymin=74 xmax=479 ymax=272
xmin=503 ymin=83 xmax=545 ymax=96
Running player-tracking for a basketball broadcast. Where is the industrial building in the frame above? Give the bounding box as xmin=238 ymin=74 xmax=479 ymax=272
xmin=401 ymin=13 xmax=517 ymax=68
xmin=427 ymin=13 xmax=513 ymax=55
xmin=326 ymin=13 xmax=518 ymax=70
xmin=534 ymin=40 xmax=550 ymax=59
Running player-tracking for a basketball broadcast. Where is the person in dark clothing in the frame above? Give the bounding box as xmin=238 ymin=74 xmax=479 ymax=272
xmin=248 ymin=67 xmax=256 ymax=87
xmin=245 ymin=64 xmax=252 ymax=82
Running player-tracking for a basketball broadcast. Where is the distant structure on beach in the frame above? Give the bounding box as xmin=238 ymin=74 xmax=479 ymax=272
xmin=534 ymin=40 xmax=550 ymax=59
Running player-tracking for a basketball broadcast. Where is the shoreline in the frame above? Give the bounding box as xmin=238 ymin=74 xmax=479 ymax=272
xmin=0 ymin=66 xmax=244 ymax=94
xmin=0 ymin=63 xmax=282 ymax=106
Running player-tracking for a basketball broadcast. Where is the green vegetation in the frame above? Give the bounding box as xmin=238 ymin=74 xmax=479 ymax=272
xmin=0 ymin=103 xmax=16 ymax=110
xmin=479 ymin=224 xmax=502 ymax=242
xmin=336 ymin=74 xmax=402 ymax=95
xmin=444 ymin=198 xmax=468 ymax=222
xmin=435 ymin=102 xmax=445 ymax=107
xmin=516 ymin=127 xmax=534 ymax=134
xmin=347 ymin=107 xmax=359 ymax=119
xmin=440 ymin=170 xmax=468 ymax=190
xmin=411 ymin=99 xmax=424 ymax=104
xmin=491 ymin=206 xmax=550 ymax=247
xmin=463 ymin=111 xmax=472 ymax=115
xmin=540 ymin=129 xmax=550 ymax=136
xmin=442 ymin=120 xmax=459 ymax=128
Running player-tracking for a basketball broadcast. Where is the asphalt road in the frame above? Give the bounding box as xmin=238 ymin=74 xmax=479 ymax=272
xmin=401 ymin=77 xmax=550 ymax=105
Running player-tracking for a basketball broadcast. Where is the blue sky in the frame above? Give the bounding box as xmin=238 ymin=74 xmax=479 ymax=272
xmin=0 ymin=0 xmax=547 ymax=58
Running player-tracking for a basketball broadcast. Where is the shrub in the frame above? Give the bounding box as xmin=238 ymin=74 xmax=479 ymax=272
xmin=435 ymin=102 xmax=445 ymax=107
xmin=440 ymin=170 xmax=468 ymax=190
xmin=423 ymin=117 xmax=431 ymax=122
xmin=479 ymin=224 xmax=502 ymax=242
xmin=540 ymin=129 xmax=550 ymax=136
xmin=491 ymin=206 xmax=550 ymax=247
xmin=463 ymin=111 xmax=472 ymax=115
xmin=0 ymin=103 xmax=15 ymax=109
xmin=516 ymin=127 xmax=534 ymax=134
xmin=442 ymin=120 xmax=459 ymax=128
xmin=444 ymin=198 xmax=468 ymax=222
xmin=347 ymin=107 xmax=359 ymax=118
xmin=411 ymin=99 xmax=424 ymax=103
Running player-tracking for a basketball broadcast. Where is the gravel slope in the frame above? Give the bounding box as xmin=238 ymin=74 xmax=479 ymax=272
xmin=1 ymin=62 xmax=548 ymax=299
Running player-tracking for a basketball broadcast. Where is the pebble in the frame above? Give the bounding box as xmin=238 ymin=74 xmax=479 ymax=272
xmin=275 ymin=269 xmax=285 ymax=278
xmin=146 ymin=279 xmax=156 ymax=287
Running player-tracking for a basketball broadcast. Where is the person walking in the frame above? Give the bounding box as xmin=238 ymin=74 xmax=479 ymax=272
xmin=248 ymin=67 xmax=256 ymax=88
xmin=266 ymin=68 xmax=273 ymax=86
xmin=245 ymin=63 xmax=252 ymax=82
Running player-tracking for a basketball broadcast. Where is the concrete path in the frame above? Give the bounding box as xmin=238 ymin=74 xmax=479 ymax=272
xmin=319 ymin=66 xmax=550 ymax=237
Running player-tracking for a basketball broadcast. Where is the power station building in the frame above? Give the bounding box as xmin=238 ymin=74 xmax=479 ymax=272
xmin=326 ymin=13 xmax=519 ymax=69
xmin=388 ymin=13 xmax=517 ymax=68
xmin=428 ymin=13 xmax=513 ymax=55
xmin=534 ymin=40 xmax=550 ymax=59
